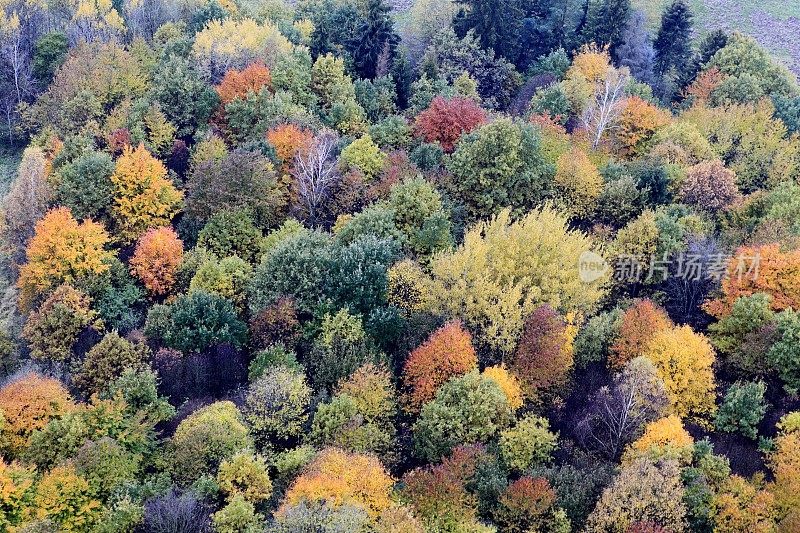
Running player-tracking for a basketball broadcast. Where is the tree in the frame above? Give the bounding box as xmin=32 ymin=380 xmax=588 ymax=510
xmin=703 ymin=244 xmax=800 ymax=318
xmin=144 ymin=290 xmax=247 ymax=353
xmin=413 ymin=96 xmax=486 ymax=152
xmin=642 ymin=326 xmax=717 ymax=423
xmin=511 ymin=305 xmax=575 ymax=398
xmin=494 ymin=476 xmax=564 ymax=533
xmin=678 ymin=160 xmax=740 ymax=213
xmin=499 ymin=414 xmax=558 ymax=472
xmin=216 ymin=61 xmax=272 ymax=106
xmin=74 ymin=332 xmax=150 ymax=396
xmin=0 ymin=374 xmax=74 ymax=458
xmin=279 ymin=448 xmax=394 ymax=518
xmin=170 ymin=401 xmax=253 ymax=484
xmin=293 ymin=129 xmax=340 ymax=225
xmin=576 ymin=356 xmax=670 ymax=459
xmin=56 ymin=150 xmax=115 ymax=221
xmin=3 ymin=146 xmax=52 ymax=266
xmin=766 ymin=309 xmax=800 ymax=393
xmin=554 ymin=147 xmax=604 ymax=218
xmin=150 ymin=54 xmax=219 ymax=137
xmin=30 ymin=465 xmax=101 ymax=531
xmin=769 ymin=412 xmax=800 ymax=525
xmin=243 ymin=365 xmax=311 ymax=450
xmin=624 ymin=415 xmax=694 ymax=464
xmin=340 ymin=134 xmax=386 ymax=180
xmin=129 ymin=226 xmax=183 ymax=297
xmin=402 ymin=320 xmax=478 ymax=411
xmin=386 ymin=177 xmax=453 ymax=257
xmin=267 ymin=123 xmax=312 ymax=174
xmin=217 ymin=451 xmax=273 ymax=503
xmin=714 ymin=381 xmax=767 ymax=439
xmin=614 ymin=96 xmax=670 ymax=158
xmin=454 ymin=0 xmax=523 ymax=62
xmin=653 ymin=0 xmax=693 ymax=93
xmin=413 ymin=370 xmax=513 ymax=461
xmin=711 ymin=475 xmax=777 ymax=533
xmin=22 ymin=284 xmax=101 ymax=363
xmin=585 ymin=458 xmax=687 ymax=532
xmin=186 ymin=149 xmax=287 ymax=229
xmin=582 ymin=66 xmax=630 ymax=149
xmin=445 ymin=118 xmax=552 ymax=221
xmin=190 ymin=255 xmax=252 ymax=311
xmin=582 ymin=0 xmax=631 ymax=53
xmin=110 ymin=144 xmax=183 ymax=242
xmin=347 ymin=0 xmax=398 ymax=79
xmin=610 ymin=300 xmax=672 ymax=369
xmin=17 ymin=207 xmax=113 ymax=311
xmin=708 ymin=293 xmax=775 ymax=378
xmin=429 ymin=207 xmax=607 ymax=355
xmin=483 ymin=365 xmax=523 ymax=410
xmin=616 ymin=10 xmax=655 ymax=84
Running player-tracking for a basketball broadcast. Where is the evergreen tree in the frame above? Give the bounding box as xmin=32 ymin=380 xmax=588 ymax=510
xmin=347 ymin=0 xmax=399 ymax=79
xmin=391 ymin=47 xmax=414 ymax=109
xmin=517 ymin=0 xmax=583 ymax=69
xmin=454 ymin=0 xmax=524 ymax=63
xmin=653 ymin=0 xmax=693 ymax=77
xmin=616 ymin=10 xmax=655 ymax=84
xmin=581 ymin=0 xmax=631 ymax=53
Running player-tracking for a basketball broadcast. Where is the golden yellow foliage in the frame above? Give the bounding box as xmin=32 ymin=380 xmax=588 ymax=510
xmin=110 ymin=144 xmax=183 ymax=242
xmin=482 ymin=365 xmax=524 ymax=410
xmin=554 ymin=147 xmax=603 ymax=218
xmin=17 ymin=207 xmax=113 ymax=312
xmin=624 ymin=415 xmax=694 ymax=465
xmin=643 ymin=326 xmax=717 ymax=424
xmin=280 ymin=448 xmax=394 ymax=518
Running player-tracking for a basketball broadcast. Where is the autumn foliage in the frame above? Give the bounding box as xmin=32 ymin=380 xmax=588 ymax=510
xmin=609 ymin=300 xmax=672 ymax=369
xmin=266 ymin=124 xmax=313 ymax=173
xmin=642 ymin=326 xmax=718 ymax=423
xmin=679 ymin=159 xmax=741 ymax=213
xmin=704 ymin=243 xmax=800 ymax=318
xmin=0 ymin=374 xmax=74 ymax=457
xmin=402 ymin=321 xmax=478 ymax=411
xmin=510 ymin=305 xmax=574 ymax=398
xmin=129 ymin=226 xmax=184 ymax=297
xmin=494 ymin=476 xmax=558 ymax=533
xmin=279 ymin=447 xmax=394 ymax=518
xmin=413 ymin=96 xmax=487 ymax=152
xmin=110 ymin=144 xmax=183 ymax=242
xmin=615 ymin=96 xmax=671 ymax=158
xmin=215 ymin=61 xmax=272 ymax=105
xmin=17 ymin=207 xmax=113 ymax=312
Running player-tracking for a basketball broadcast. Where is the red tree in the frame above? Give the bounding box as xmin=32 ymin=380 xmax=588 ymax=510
xmin=413 ymin=97 xmax=487 ymax=152
xmin=511 ymin=305 xmax=573 ymax=397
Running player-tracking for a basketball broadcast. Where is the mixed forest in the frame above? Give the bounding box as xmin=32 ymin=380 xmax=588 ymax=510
xmin=1 ymin=0 xmax=800 ymax=530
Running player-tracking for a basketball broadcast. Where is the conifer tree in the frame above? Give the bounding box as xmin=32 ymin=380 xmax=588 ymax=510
xmin=581 ymin=0 xmax=631 ymax=53
xmin=653 ymin=0 xmax=693 ymax=78
xmin=454 ymin=0 xmax=524 ymax=62
xmin=347 ymin=0 xmax=399 ymax=79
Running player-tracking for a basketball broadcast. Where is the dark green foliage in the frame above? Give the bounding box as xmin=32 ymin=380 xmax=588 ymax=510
xmin=197 ymin=209 xmax=263 ymax=264
xmin=714 ymin=381 xmax=767 ymax=439
xmin=32 ymin=32 xmax=68 ymax=84
xmin=772 ymin=95 xmax=800 ymax=134
xmin=149 ymin=55 xmax=219 ymax=137
xmin=573 ymin=308 xmax=623 ymax=367
xmin=767 ymin=309 xmax=800 ymax=393
xmin=454 ymin=0 xmax=524 ymax=62
xmin=144 ymin=290 xmax=248 ymax=353
xmin=56 ymin=151 xmax=114 ymax=220
xmin=355 ymin=77 xmax=398 ymax=122
xmin=446 ymin=118 xmax=552 ymax=221
xmin=582 ymin=0 xmax=631 ymax=53
xmin=653 ymin=0 xmax=693 ymax=94
xmin=248 ymin=344 xmax=302 ymax=381
xmin=92 ymin=259 xmax=147 ymax=334
xmin=249 ymin=231 xmax=399 ymax=316
xmin=708 ymin=293 xmax=775 ymax=378
xmin=347 ymin=0 xmax=398 ymax=79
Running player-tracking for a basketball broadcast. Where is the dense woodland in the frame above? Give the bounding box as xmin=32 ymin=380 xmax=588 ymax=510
xmin=1 ymin=0 xmax=800 ymax=530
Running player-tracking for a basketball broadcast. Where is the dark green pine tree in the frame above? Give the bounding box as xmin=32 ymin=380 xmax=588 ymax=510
xmin=653 ymin=0 xmax=693 ymax=76
xmin=347 ymin=0 xmax=399 ymax=79
xmin=581 ymin=0 xmax=631 ymax=52
xmin=453 ymin=0 xmax=524 ymax=63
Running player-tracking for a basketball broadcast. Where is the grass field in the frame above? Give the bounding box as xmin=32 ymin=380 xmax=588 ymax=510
xmin=633 ymin=0 xmax=800 ymax=74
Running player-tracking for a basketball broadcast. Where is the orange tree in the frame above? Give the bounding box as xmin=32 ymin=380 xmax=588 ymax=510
xmin=402 ymin=321 xmax=478 ymax=412
xmin=704 ymin=243 xmax=800 ymax=318
xmin=413 ymin=96 xmax=487 ymax=152
xmin=609 ymin=299 xmax=672 ymax=369
xmin=215 ymin=61 xmax=272 ymax=106
xmin=266 ymin=124 xmax=313 ymax=174
xmin=129 ymin=226 xmax=184 ymax=297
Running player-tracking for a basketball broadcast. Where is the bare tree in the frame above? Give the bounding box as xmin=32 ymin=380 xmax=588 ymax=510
xmin=575 ymin=356 xmax=669 ymax=459
xmin=582 ymin=66 xmax=630 ymax=149
xmin=293 ymin=129 xmax=340 ymax=226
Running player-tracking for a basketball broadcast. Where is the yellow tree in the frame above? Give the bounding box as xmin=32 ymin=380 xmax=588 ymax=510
xmin=17 ymin=207 xmax=113 ymax=312
xmin=642 ymin=326 xmax=717 ymax=424
xmin=110 ymin=144 xmax=183 ymax=242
